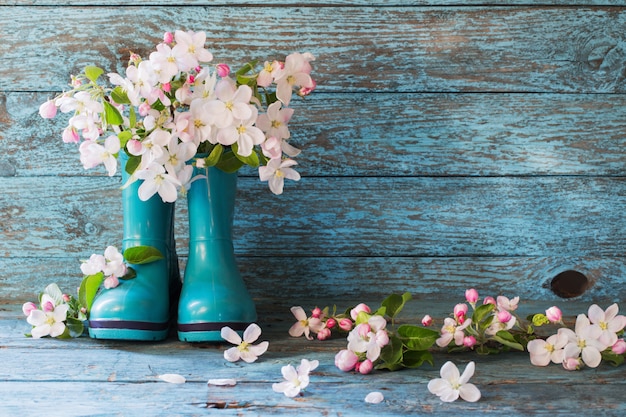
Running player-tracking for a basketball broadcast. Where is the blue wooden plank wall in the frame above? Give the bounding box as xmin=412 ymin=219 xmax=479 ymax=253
xmin=0 ymin=1 xmax=625 ymax=310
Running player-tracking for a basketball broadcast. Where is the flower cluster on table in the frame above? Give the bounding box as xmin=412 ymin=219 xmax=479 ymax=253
xmin=39 ymin=30 xmax=315 ymax=199
xmin=23 ymin=279 xmax=626 ymax=403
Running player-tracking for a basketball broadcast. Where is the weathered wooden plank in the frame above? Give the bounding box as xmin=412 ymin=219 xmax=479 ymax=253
xmin=2 ymin=92 xmax=626 ymax=178
xmin=3 ymin=255 xmax=626 ymax=307
xmin=4 ymin=1 xmax=626 ymax=6
xmin=1 ymin=6 xmax=626 ymax=93
xmin=1 ymin=176 xmax=625 ymax=258
xmin=1 ymin=308 xmax=625 ymax=417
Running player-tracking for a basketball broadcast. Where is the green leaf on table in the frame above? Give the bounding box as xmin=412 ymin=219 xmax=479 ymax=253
xmin=123 ymin=246 xmax=164 ymax=265
xmin=397 ymin=324 xmax=439 ymax=351
xmin=472 ymin=303 xmax=495 ymax=324
xmin=492 ymin=330 xmax=524 ymax=351
xmin=402 ymin=349 xmax=434 ymax=368
xmin=381 ymin=292 xmax=412 ymax=319
xmin=379 ymin=334 xmax=403 ymax=366
xmin=66 ymin=317 xmax=85 ymax=338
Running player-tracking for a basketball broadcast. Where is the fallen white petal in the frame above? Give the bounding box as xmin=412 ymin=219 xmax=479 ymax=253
xmin=158 ymin=373 xmax=186 ymax=384
xmin=365 ymin=391 xmax=384 ymax=404
xmin=208 ymin=378 xmax=237 ymax=386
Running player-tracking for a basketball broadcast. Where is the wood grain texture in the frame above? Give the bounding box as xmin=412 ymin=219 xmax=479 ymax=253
xmin=4 ymin=1 xmax=626 ymax=6
xmin=3 ymin=92 xmax=626 ymax=178
xmin=1 ymin=304 xmax=625 ymax=417
xmin=1 ymin=176 xmax=625 ymax=258
xmin=1 ymin=6 xmax=626 ymax=93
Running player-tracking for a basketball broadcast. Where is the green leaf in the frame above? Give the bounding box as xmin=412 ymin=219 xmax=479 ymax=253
xmin=79 ymin=272 xmax=104 ymax=314
xmin=472 ymin=303 xmax=495 ymax=324
xmin=123 ymin=246 xmax=164 ymax=265
xmin=235 ymin=60 xmax=258 ymax=76
xmin=104 ymin=101 xmax=124 ymax=125
xmin=379 ymin=335 xmax=404 ymax=367
xmin=129 ymin=106 xmax=137 ymax=128
xmin=397 ymin=325 xmax=439 ymax=351
xmin=151 ymin=98 xmax=165 ymax=112
xmin=66 ymin=317 xmax=85 ymax=338
xmin=84 ymin=65 xmax=104 ymax=82
xmin=125 ymin=154 xmax=141 ymax=175
xmin=117 ymin=131 xmax=133 ymax=148
xmin=601 ymin=350 xmax=625 ymax=367
xmin=381 ymin=292 xmax=412 ymax=319
xmin=216 ymin=151 xmax=244 ymax=173
xmin=402 ymin=349 xmax=434 ymax=368
xmin=232 ymin=143 xmax=260 ymax=168
xmin=492 ymin=330 xmax=524 ymax=351
xmin=205 ymin=143 xmax=224 ymax=167
xmin=121 ymin=267 xmax=137 ymax=280
xmin=111 ymin=86 xmax=130 ymax=105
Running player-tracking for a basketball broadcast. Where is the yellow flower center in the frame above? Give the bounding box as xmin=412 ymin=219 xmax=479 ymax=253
xmin=238 ymin=341 xmax=249 ymax=352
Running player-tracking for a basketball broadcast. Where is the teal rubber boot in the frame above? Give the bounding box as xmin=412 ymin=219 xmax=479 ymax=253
xmin=88 ymin=153 xmax=180 ymax=341
xmin=177 ymin=165 xmax=257 ymax=342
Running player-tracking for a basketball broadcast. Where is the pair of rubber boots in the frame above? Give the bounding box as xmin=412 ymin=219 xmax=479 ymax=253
xmin=88 ymin=157 xmax=256 ymax=342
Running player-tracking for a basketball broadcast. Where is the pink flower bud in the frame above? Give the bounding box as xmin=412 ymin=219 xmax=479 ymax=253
xmin=350 ymin=303 xmax=371 ymax=320
xmin=187 ymin=74 xmax=195 ymax=84
xmin=62 ymin=127 xmax=80 ymax=144
xmin=358 ymin=323 xmax=371 ymax=338
xmin=457 ymin=314 xmax=466 ymax=324
xmin=163 ymin=32 xmax=174 ymax=44
xmin=612 ymin=339 xmax=626 ymax=355
xmin=545 ymin=306 xmax=562 ymax=323
xmin=465 ymin=288 xmax=479 ymax=304
xmin=421 ymin=314 xmax=433 ymax=326
xmin=454 ymin=303 xmax=468 ymax=318
xmin=335 ymin=349 xmax=358 ymax=372
xmin=161 ymin=82 xmax=171 ymax=93
xmin=317 ymin=327 xmax=331 ymax=341
xmin=129 ymin=53 xmax=141 ymax=65
xmin=497 ymin=309 xmax=512 ymax=323
xmin=483 ymin=296 xmax=496 ymax=306
xmin=463 ymin=335 xmax=477 ymax=348
xmin=299 ymin=79 xmax=316 ymax=96
xmin=325 ymin=318 xmax=337 ymax=329
xmin=38 ymin=100 xmax=57 ymax=119
xmin=311 ymin=307 xmax=323 ymax=319
xmin=22 ymin=302 xmax=37 ymax=317
xmin=42 ymin=300 xmax=55 ymax=312
xmin=356 ymin=359 xmax=374 ymax=375
xmin=216 ymin=63 xmax=231 ymax=77
xmin=103 ymin=275 xmax=120 ymax=289
xmin=562 ymin=356 xmax=582 ymax=371
xmin=338 ymin=318 xmax=353 ymax=331
xmin=62 ymin=294 xmax=71 ymax=303
xmin=138 ymin=102 xmax=151 ymax=117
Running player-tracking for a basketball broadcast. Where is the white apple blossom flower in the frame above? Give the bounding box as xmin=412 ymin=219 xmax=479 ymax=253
xmin=527 ymin=332 xmax=568 ymax=366
xmin=347 ymin=316 xmax=389 ymax=362
xmin=27 ymin=302 xmax=70 ymax=339
xmin=274 ymin=52 xmax=315 ymax=106
xmin=560 ymin=314 xmax=608 ymax=368
xmin=103 ymin=245 xmax=127 ymax=277
xmin=217 ymin=108 xmax=265 ymax=157
xmin=78 ymin=135 xmax=120 ymax=176
xmin=172 ymin=30 xmax=213 ymax=71
xmin=428 ymin=361 xmax=481 ymax=403
xmin=205 ymin=80 xmax=253 ymax=129
xmin=256 ymin=101 xmax=293 ymax=141
xmin=259 ymin=158 xmax=301 ymax=195
xmin=135 ymin=163 xmax=182 ymax=202
xmin=288 ymin=306 xmax=323 ymax=340
xmin=436 ymin=317 xmax=472 ymax=347
xmin=587 ymin=303 xmax=626 ymax=347
xmin=272 ymin=359 xmax=319 ymax=398
xmin=221 ymin=323 xmax=269 ymax=363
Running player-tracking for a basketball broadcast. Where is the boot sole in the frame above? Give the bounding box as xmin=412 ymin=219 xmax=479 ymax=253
xmin=89 ymin=320 xmax=169 ymax=341
xmin=178 ymin=322 xmax=251 ymax=342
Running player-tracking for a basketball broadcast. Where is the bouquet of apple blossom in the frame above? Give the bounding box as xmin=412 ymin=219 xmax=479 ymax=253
xmin=39 ymin=30 xmax=316 ymax=201
xmin=23 ymin=245 xmax=163 ymax=338
xmin=289 ymin=289 xmax=626 ymax=374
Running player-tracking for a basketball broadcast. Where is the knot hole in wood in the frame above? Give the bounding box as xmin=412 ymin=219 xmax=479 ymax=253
xmin=550 ymin=270 xmax=590 ymax=299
